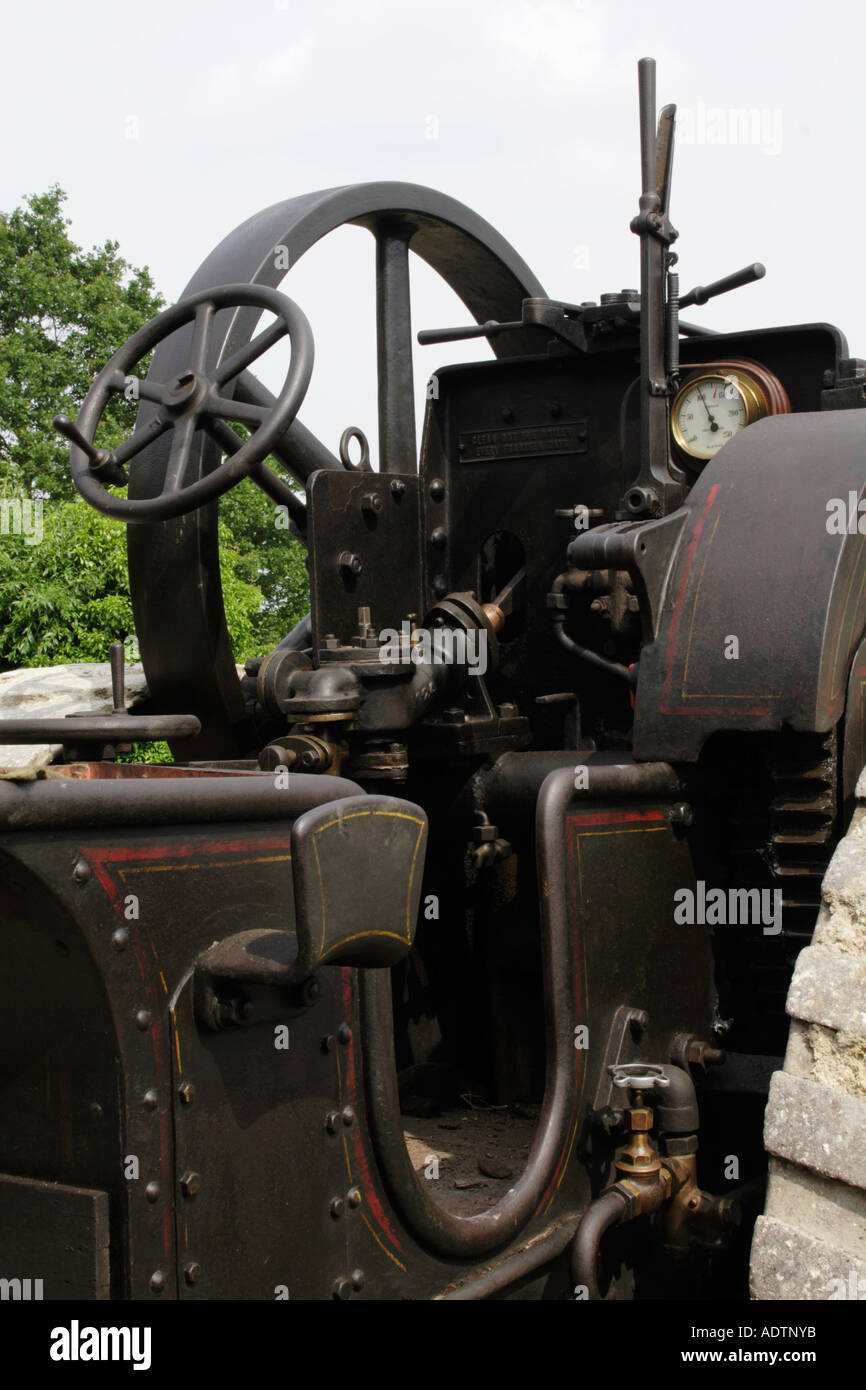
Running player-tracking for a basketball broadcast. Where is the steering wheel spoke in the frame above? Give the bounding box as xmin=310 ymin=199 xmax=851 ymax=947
xmin=109 ymin=414 xmax=172 ymax=469
xmin=162 ymin=412 xmax=199 ymax=494
xmin=203 ymin=394 xmax=270 ymax=428
xmin=214 ymin=317 xmax=287 ymax=388
xmin=107 ymin=369 xmax=168 ymax=407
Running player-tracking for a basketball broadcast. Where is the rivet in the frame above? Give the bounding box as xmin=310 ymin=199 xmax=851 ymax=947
xmin=88 ymin=1102 xmax=103 ymax=1122
xmin=73 ymin=859 xmax=91 ymax=885
xmin=178 ymin=1083 xmax=195 ymax=1105
xmin=501 ymin=407 xmax=514 ymax=423
xmin=431 ymin=527 xmax=447 ymax=548
xmin=347 ymin=1187 xmax=362 ymax=1209
xmin=390 ymin=479 xmax=406 ymax=498
xmin=321 ymin=1035 xmax=336 ymax=1053
xmin=184 ymin=1262 xmax=201 ymax=1286
xmin=111 ymin=927 xmax=129 ymax=952
xmin=341 ymin=1106 xmax=355 ymax=1128
xmin=330 ymin=1197 xmax=345 ymax=1219
xmin=135 ymin=1009 xmax=151 ymax=1031
xmin=332 ymin=1277 xmax=352 ymax=1301
xmin=429 ymin=478 xmax=445 ymax=501
xmin=351 ymin=1268 xmax=366 ymax=1291
xmin=145 ymin=1181 xmax=160 ymax=1203
xmin=143 ymin=1089 xmax=158 ymax=1111
xmin=338 ymin=1024 xmax=352 ymax=1046
xmin=180 ymin=1170 xmax=201 ymax=1198
xmin=149 ymin=1270 xmax=165 ymax=1294
xmin=325 ymin=1111 xmax=341 ymax=1134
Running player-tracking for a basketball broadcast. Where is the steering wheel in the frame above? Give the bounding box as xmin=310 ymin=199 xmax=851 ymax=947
xmin=59 ymin=283 xmax=314 ymax=523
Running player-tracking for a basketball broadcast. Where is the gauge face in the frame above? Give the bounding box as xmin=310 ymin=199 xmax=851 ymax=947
xmin=671 ymin=373 xmax=749 ymax=461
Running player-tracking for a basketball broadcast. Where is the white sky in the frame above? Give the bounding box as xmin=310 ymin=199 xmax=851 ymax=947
xmin=2 ymin=0 xmax=865 ymax=464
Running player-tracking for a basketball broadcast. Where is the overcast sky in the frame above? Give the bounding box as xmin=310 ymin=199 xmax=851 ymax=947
xmin=3 ymin=0 xmax=865 ymax=463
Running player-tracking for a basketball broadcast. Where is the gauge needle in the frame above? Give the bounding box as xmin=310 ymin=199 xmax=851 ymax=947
xmin=695 ymin=385 xmax=719 ymax=432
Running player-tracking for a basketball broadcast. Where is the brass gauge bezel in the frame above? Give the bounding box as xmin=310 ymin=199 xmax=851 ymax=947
xmin=671 ymin=364 xmax=772 ymax=463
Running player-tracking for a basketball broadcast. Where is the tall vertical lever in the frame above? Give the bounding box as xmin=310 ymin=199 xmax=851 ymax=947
xmin=625 ymin=59 xmax=683 ymax=520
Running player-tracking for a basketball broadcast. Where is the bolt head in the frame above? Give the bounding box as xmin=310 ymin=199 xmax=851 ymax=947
xmin=326 ymin=1111 xmax=341 ymax=1134
xmin=332 ymin=1277 xmax=352 ymax=1301
xmin=149 ymin=1271 xmax=165 ymax=1294
xmin=390 ymin=479 xmax=406 ymax=497
xmin=330 ymin=1197 xmax=345 ymax=1219
xmin=178 ymin=1082 xmax=195 ymax=1105
xmin=183 ymin=1262 xmax=201 ymax=1286
xmin=347 ymin=1187 xmax=362 ymax=1209
xmin=180 ymin=1170 xmax=201 ymax=1198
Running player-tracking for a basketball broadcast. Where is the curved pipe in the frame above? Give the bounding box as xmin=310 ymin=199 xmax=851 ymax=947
xmin=359 ymin=765 xmax=581 ymax=1258
xmin=570 ymin=1186 xmax=633 ymax=1300
xmin=552 ymin=613 xmax=631 ymax=682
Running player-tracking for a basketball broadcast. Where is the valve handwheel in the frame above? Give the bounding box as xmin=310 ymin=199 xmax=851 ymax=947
xmin=56 ymin=283 xmax=314 ymax=523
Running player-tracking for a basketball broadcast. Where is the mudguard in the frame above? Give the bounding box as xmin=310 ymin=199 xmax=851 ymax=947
xmin=633 ymin=410 xmax=866 ymax=763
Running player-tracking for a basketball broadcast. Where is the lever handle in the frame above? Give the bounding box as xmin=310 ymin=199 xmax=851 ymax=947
xmin=679 ymin=263 xmax=765 ymax=310
xmin=53 ymin=413 xmax=103 ymax=466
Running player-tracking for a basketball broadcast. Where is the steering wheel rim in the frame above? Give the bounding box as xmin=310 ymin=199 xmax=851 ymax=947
xmin=70 ymin=283 xmax=313 ymax=522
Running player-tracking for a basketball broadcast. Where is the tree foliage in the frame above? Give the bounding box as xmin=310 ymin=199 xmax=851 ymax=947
xmin=0 ymin=187 xmax=310 ymax=668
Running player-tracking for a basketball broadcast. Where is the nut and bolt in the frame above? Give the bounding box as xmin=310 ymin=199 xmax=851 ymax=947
xmin=347 ymin=1187 xmax=362 ymax=1209
xmin=390 ymin=478 xmax=406 ymax=498
xmin=184 ymin=1262 xmax=201 ymax=1286
xmin=339 ymin=551 xmax=363 ymax=577
xmin=178 ymin=1082 xmax=195 ymax=1105
xmin=361 ymin=493 xmax=382 ymax=515
xmin=332 ymin=1278 xmax=352 ymax=1300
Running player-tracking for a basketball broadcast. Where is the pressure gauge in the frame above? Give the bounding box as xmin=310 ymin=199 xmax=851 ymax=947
xmin=671 ymin=368 xmax=771 ymax=463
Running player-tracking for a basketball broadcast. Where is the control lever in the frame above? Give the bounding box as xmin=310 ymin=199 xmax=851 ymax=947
xmin=417 ymin=319 xmax=523 ymax=346
xmin=679 ymin=262 xmax=765 ymax=310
